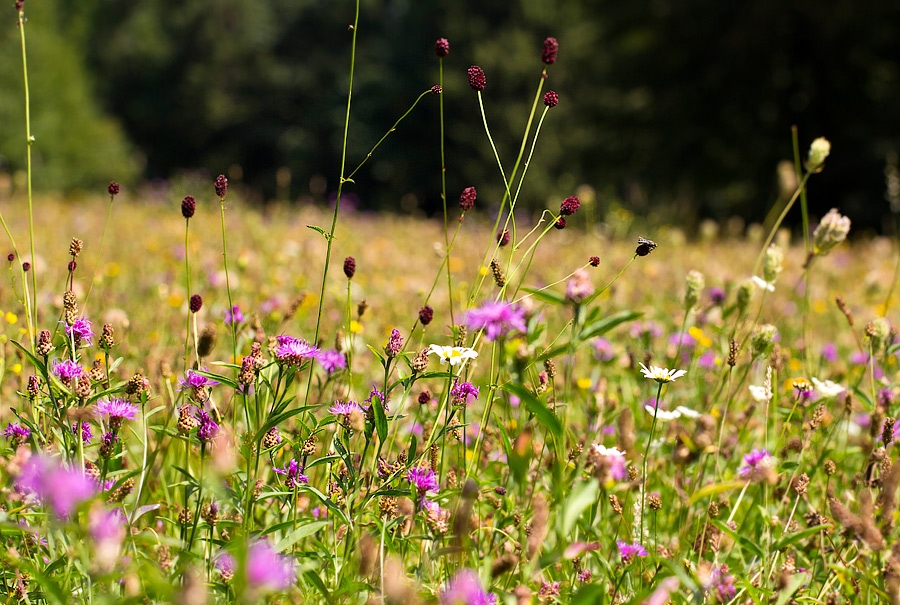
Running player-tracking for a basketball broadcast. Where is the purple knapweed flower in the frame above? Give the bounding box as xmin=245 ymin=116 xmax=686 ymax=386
xmin=820 ymin=342 xmax=838 ymax=363
xmin=53 ymin=359 xmax=82 ymax=380
xmin=616 ymin=540 xmax=648 ymax=562
xmin=246 ymin=540 xmax=294 ymax=590
xmin=451 ymin=380 xmax=479 ymax=406
xmin=697 ymin=351 xmax=717 ymax=369
xmin=329 ymin=400 xmax=362 ymax=416
xmin=363 ymin=387 xmax=388 ymax=411
xmin=224 ymin=305 xmax=243 ymax=326
xmin=708 ymin=286 xmax=726 ymax=305
xmin=195 ymin=408 xmax=219 ymax=443
xmin=539 ymin=581 xmax=561 ymax=598
xmin=630 ymin=321 xmax=663 ymax=339
xmin=593 ymin=338 xmax=615 ymax=362
xmin=407 ymin=467 xmax=439 ymax=496
xmin=176 ymin=369 xmax=221 ymax=391
xmin=466 ymin=301 xmax=527 ymax=341
xmin=709 ymin=565 xmax=737 ymax=603
xmin=273 ymin=459 xmax=309 ymax=489
xmin=215 ymin=552 xmax=236 ymax=576
xmin=65 ymin=316 xmax=95 ymax=346
xmin=94 ymin=398 xmax=139 ymax=423
xmin=89 ymin=506 xmax=125 ymax=543
xmin=317 ymin=349 xmax=346 ymax=373
xmin=72 ymin=422 xmax=93 ymax=444
xmin=274 ymin=335 xmax=320 ymax=367
xmin=739 ymin=448 xmax=773 ymax=477
xmin=440 ymin=569 xmax=497 ymax=605
xmin=566 ymin=268 xmax=594 ymax=303
xmin=590 ymin=444 xmax=627 ymax=481
xmin=17 ymin=456 xmax=95 ymax=518
xmin=385 ymin=328 xmax=403 ymax=358
xmin=3 ymin=423 xmax=30 ymax=447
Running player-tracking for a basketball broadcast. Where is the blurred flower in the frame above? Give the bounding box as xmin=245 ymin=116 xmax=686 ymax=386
xmin=739 ymin=449 xmax=773 ymax=478
xmin=752 ymin=275 xmax=775 ymax=292
xmin=466 ymin=301 xmax=527 ymax=341
xmin=763 ymin=244 xmax=784 ymax=284
xmin=428 ymin=345 xmax=478 ymax=366
xmin=638 ymin=362 xmax=687 ymax=384
xmin=246 ymin=540 xmax=294 ymax=591
xmin=566 ymin=268 xmax=593 ymax=302
xmin=593 ymin=338 xmax=615 ymax=362
xmin=708 ymin=286 xmax=726 ymax=305
xmin=224 ymin=305 xmax=243 ymax=326
xmin=811 ymin=377 xmax=845 ymax=398
xmin=630 ymin=321 xmax=662 ymax=339
xmin=541 ymin=37 xmax=558 ymax=64
xmin=676 ymin=405 xmax=701 ymax=419
xmin=317 ymin=349 xmax=346 ymax=373
xmin=812 ymin=208 xmax=851 ymax=256
xmin=684 ymin=270 xmax=705 ymax=310
xmin=538 ymin=581 xmax=561 ymax=598
xmin=273 ymin=459 xmax=309 ymax=489
xmin=616 ymin=541 xmax=648 ymax=562
xmin=749 ymin=384 xmax=772 ymax=403
xmin=440 ymin=569 xmax=497 ymax=605
xmin=89 ymin=506 xmax=125 ymax=570
xmin=820 ymin=342 xmax=838 ymax=363
xmin=3 ymin=423 xmax=30 ymax=447
xmin=806 ymin=137 xmax=831 ymax=172
xmin=645 ymin=405 xmax=681 ymax=421
xmin=17 ymin=456 xmax=95 ymax=518
xmin=589 ymin=444 xmax=627 ymax=480
xmin=708 ymin=565 xmax=737 ymax=603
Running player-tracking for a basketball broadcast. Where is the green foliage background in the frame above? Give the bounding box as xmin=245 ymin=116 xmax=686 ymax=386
xmin=1 ymin=0 xmax=899 ymax=228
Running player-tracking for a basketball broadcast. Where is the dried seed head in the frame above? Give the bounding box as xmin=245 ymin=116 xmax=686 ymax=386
xmin=454 ymin=325 xmax=467 ymax=347
xmin=198 ymin=323 xmax=217 ymax=358
xmin=262 ymin=427 xmax=281 ymax=450
xmin=37 ymin=330 xmax=54 ymax=356
xmin=27 ymin=375 xmax=41 ymax=400
xmin=412 ymin=348 xmax=429 ymax=372
xmin=69 ymin=238 xmax=84 ymax=258
xmin=107 ymin=477 xmax=134 ymax=503
xmin=544 ymin=358 xmax=556 ymax=380
xmin=101 ymin=324 xmax=114 ymax=349
xmin=727 ymin=340 xmax=739 ymax=367
xmin=303 ymin=434 xmax=317 ymax=456
xmin=125 ymin=373 xmax=147 ymax=396
xmin=178 ymin=508 xmax=193 ymax=526
xmin=824 ymin=460 xmax=836 ymax=475
xmin=63 ymin=290 xmax=78 ymax=312
xmin=835 ymin=293 xmax=854 ymax=326
xmin=648 ymin=493 xmax=662 ymax=511
xmin=794 ymin=473 xmax=810 ymax=496
xmin=708 ymin=501 xmax=720 ymax=518
xmin=357 ymin=299 xmax=368 ymax=318
xmin=885 ymin=417 xmax=897 ymax=447
xmin=490 ymin=259 xmax=506 ymax=288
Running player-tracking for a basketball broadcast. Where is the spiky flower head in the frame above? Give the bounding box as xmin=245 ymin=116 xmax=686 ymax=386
xmin=65 ymin=316 xmax=95 ymax=347
xmin=459 ymin=186 xmax=477 ymax=212
xmin=385 ymin=329 xmax=403 ymax=358
xmin=195 ymin=408 xmax=219 ymax=443
xmin=806 ymin=137 xmax=831 ymax=172
xmin=329 ymin=400 xmax=362 ymax=417
xmin=440 ymin=569 xmax=497 ymax=605
xmin=408 ymin=467 xmax=440 ymax=496
xmin=812 ymin=208 xmax=851 ymax=256
xmin=53 ymin=359 xmax=82 ymax=380
xmin=3 ymin=423 xmax=30 ymax=448
xmin=616 ymin=541 xmax=648 ymax=562
xmin=467 ymin=66 xmax=486 ymax=91
xmin=273 ymin=459 xmax=309 ymax=489
xmin=435 ymin=38 xmax=449 ymax=58
xmin=94 ymin=398 xmax=139 ymax=423
xmin=543 ymin=91 xmax=559 ymax=108
xmin=214 ymin=174 xmax=228 ymax=198
xmin=451 ymin=379 xmax=479 ymax=406
xmin=684 ymin=270 xmax=705 ymax=310
xmin=638 ymin=362 xmax=687 ymax=384
xmin=466 ymin=301 xmax=527 ymax=341
xmin=181 ymin=196 xmax=196 ymax=219
xmin=541 ymin=37 xmax=559 ymax=64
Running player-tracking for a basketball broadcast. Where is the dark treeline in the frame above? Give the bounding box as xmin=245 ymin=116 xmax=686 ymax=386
xmin=1 ymin=0 xmax=899 ymax=230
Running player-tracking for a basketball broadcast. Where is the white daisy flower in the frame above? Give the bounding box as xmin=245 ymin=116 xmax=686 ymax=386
xmin=752 ymin=276 xmax=775 ymax=292
xmin=638 ymin=362 xmax=687 ymax=384
xmin=811 ymin=377 xmax=845 ymax=398
xmin=427 ymin=344 xmax=478 ymax=367
xmin=644 ymin=405 xmax=681 ymax=420
xmin=675 ymin=405 xmax=701 ymax=419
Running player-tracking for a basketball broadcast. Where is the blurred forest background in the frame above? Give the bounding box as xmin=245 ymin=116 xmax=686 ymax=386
xmin=0 ymin=0 xmax=899 ymax=231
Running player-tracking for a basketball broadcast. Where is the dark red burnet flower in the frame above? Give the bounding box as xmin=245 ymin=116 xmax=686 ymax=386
xmin=497 ymin=230 xmax=510 ymax=247
xmin=541 ymin=37 xmax=559 ymax=65
xmin=7 ymin=253 xmax=14 ymax=262
xmin=554 ymin=217 xmax=566 ymax=230
xmin=22 ymin=262 xmax=30 ymax=271
xmin=419 ymin=305 xmax=434 ymax=326
xmin=559 ymin=195 xmax=581 ymax=216
xmin=589 ymin=256 xmax=600 ymax=267
xmin=343 ymin=256 xmax=356 ymax=279
xmin=108 ymin=181 xmax=119 ymax=196
xmin=467 ymin=66 xmax=486 ymax=92
xmin=189 ymin=294 xmax=203 ymax=313
xmin=435 ymin=38 xmax=449 ymax=58
xmin=418 ymin=391 xmax=431 ymax=405
xmin=431 ymin=85 xmax=442 ymax=95
xmin=181 ymin=196 xmax=196 ymax=219
xmin=214 ymin=174 xmax=228 ymax=198
xmin=68 ymin=261 xmax=77 ymax=272
xmin=459 ymin=187 xmax=477 ymax=212
xmin=543 ymin=91 xmax=559 ymax=108
xmin=542 ymin=37 xmax=558 ymax=64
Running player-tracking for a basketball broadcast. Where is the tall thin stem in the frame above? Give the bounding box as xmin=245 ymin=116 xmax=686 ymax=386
xmin=83 ymin=194 xmax=116 ymax=313
xmin=219 ymin=195 xmax=237 ymax=368
xmin=438 ymin=60 xmax=454 ymax=326
xmin=305 ymin=0 xmax=360 ymax=407
xmin=640 ymin=382 xmax=664 ymax=544
xmin=15 ymin=6 xmax=35 ymax=352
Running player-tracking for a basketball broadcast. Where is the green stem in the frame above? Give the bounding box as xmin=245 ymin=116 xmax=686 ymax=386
xmin=183 ymin=219 xmax=191 ymax=375
xmin=640 ymin=382 xmax=664 ymax=544
xmin=438 ymin=60 xmax=453 ymax=326
xmin=83 ymin=195 xmax=115 ymax=313
xmin=18 ymin=7 xmax=38 ymax=352
xmin=219 ymin=196 xmax=237 ymax=367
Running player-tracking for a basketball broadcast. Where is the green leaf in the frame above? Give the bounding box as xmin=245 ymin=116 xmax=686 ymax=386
xmin=522 ymin=287 xmax=567 ymax=306
xmin=304 ymin=570 xmax=333 ymax=603
xmin=193 ymin=368 xmax=239 ymax=390
xmin=772 ymin=524 xmax=833 ymax=551
xmin=372 ymin=397 xmax=388 ymax=444
xmin=711 ymin=519 xmax=764 ymax=560
xmin=11 ymin=340 xmax=45 ymax=374
xmin=689 ymin=481 xmax=745 ymax=505
xmin=275 ymin=520 xmax=330 ymax=552
xmin=774 ymin=574 xmax=806 ymax=605
xmin=561 ymin=479 xmax=600 ymax=535
xmin=571 ymin=584 xmax=607 ymax=605
xmin=306 ymin=225 xmax=335 ymax=242
xmin=500 ymin=382 xmax=562 ymax=439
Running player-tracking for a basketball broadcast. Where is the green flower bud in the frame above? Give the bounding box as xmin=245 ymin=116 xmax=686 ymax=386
xmin=806 ymin=137 xmax=831 ymax=172
xmin=750 ymin=324 xmax=778 ymax=358
xmin=684 ymin=270 xmax=705 ymax=311
xmin=763 ymin=244 xmax=784 ymax=284
xmin=736 ymin=279 xmax=753 ymax=317
xmin=812 ymin=208 xmax=850 ymax=256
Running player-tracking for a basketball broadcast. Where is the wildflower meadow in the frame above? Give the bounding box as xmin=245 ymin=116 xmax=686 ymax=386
xmin=1 ymin=3 xmax=899 ymax=604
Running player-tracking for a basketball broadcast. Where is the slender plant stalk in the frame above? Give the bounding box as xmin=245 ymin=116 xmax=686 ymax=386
xmin=219 ymin=194 xmax=237 ymax=368
xmin=640 ymin=382 xmax=664 ymax=544
xmin=83 ymin=193 xmax=116 ymax=312
xmin=305 ymin=0 xmax=360 ymax=407
xmin=438 ymin=59 xmax=454 ymax=326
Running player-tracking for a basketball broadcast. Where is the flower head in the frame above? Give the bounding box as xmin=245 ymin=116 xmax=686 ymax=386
xmin=181 ymin=196 xmax=196 ymax=219
xmin=273 ymin=459 xmax=309 ymax=489
xmin=108 ymin=181 xmax=120 ymax=196
xmin=214 ymin=174 xmax=228 ymax=198
xmin=343 ymin=256 xmax=356 ymax=279
xmin=428 ymin=345 xmax=478 ymax=367
xmin=739 ymin=448 xmax=774 ymax=480
xmin=195 ymin=408 xmax=219 ymax=443
xmin=617 ymin=540 xmax=648 ymax=562
xmin=419 ymin=305 xmax=434 ymax=326
xmin=466 ymin=301 xmax=527 ymax=341
xmin=467 ymin=66 xmax=486 ymax=92
xmin=385 ymin=328 xmax=403 ymax=358
xmin=407 ymin=467 xmax=439 ymax=495
xmin=65 ymin=316 xmax=94 ymax=346
xmin=588 ymin=444 xmax=627 ymax=481
xmin=459 ymin=186 xmax=477 ymax=212
xmin=638 ymin=362 xmax=687 ymax=384
xmin=246 ymin=540 xmax=294 ymax=590
xmin=17 ymin=455 xmax=95 ymax=518
xmin=224 ymin=305 xmax=243 ymax=326
xmin=812 ymin=208 xmax=851 ymax=256
xmin=435 ymin=37 xmax=450 ymax=58
xmin=451 ymin=380 xmax=479 ymax=406
xmin=811 ymin=377 xmax=846 ymax=398
xmin=73 ymin=421 xmax=93 ymax=443
xmin=441 ymin=569 xmax=497 ymax=605
xmin=94 ymin=398 xmax=139 ymax=428
xmin=317 ymin=349 xmax=346 ymax=373
xmin=3 ymin=423 xmax=30 ymax=447
xmin=566 ymin=268 xmax=594 ymax=303
xmin=329 ymin=400 xmax=362 ymax=416
xmin=53 ymin=359 xmax=82 ymax=380
xmin=274 ymin=335 xmax=320 ymax=367
xmin=543 ymin=91 xmax=559 ymax=108
xmin=176 ymin=369 xmax=221 ymax=391
xmin=541 ymin=37 xmax=559 ymax=64
xmin=560 ymin=195 xmax=581 ymax=216
xmin=806 ymin=136 xmax=831 ymax=172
